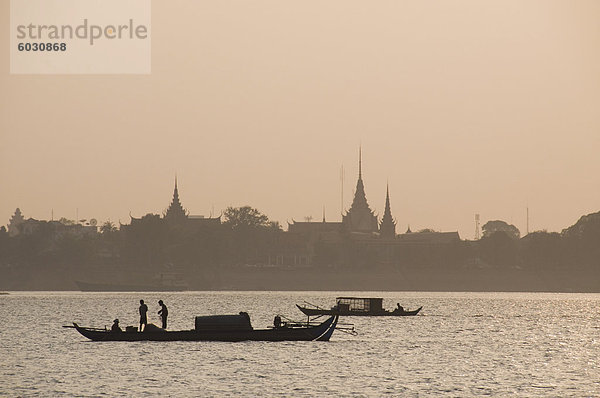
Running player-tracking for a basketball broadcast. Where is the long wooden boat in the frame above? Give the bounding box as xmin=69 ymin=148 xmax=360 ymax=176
xmin=297 ymin=297 xmax=422 ymax=317
xmin=67 ymin=314 xmax=339 ymax=342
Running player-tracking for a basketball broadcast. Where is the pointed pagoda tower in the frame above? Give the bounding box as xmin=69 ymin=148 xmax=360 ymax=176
xmin=379 ymin=184 xmax=396 ymax=238
xmin=164 ymin=177 xmax=188 ymax=223
xmin=342 ymin=147 xmax=379 ymax=233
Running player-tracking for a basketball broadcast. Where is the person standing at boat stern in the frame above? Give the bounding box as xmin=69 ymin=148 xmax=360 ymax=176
xmin=139 ymin=299 xmax=148 ymax=331
xmin=158 ymin=300 xmax=168 ymax=329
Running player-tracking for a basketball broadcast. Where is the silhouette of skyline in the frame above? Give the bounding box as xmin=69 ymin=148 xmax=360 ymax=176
xmin=2 ymin=144 xmax=596 ymax=239
xmin=2 ymin=1 xmax=600 ymax=239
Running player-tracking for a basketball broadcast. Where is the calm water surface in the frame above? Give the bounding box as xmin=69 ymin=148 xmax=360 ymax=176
xmin=1 ymin=291 xmax=599 ymax=397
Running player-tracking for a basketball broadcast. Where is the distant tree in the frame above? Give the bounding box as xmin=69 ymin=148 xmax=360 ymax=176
xmin=10 ymin=208 xmax=25 ymax=224
xmin=54 ymin=233 xmax=96 ymax=266
xmin=100 ymin=221 xmax=117 ymax=234
xmin=479 ymin=231 xmax=519 ymax=267
xmin=561 ymin=211 xmax=600 ymax=267
xmin=221 ymin=206 xmax=275 ymax=265
xmin=223 ymin=206 xmax=270 ymax=230
xmin=120 ymin=213 xmax=167 ymax=267
xmin=267 ymin=221 xmax=282 ymax=231
xmin=8 ymin=208 xmax=25 ymax=236
xmin=482 ymin=220 xmax=520 ymax=239
xmin=561 ymin=211 xmax=600 ymax=239
xmin=58 ymin=217 xmax=75 ymax=226
xmin=0 ymin=226 xmax=8 ymax=257
xmin=520 ymin=231 xmax=564 ymax=269
xmin=417 ymin=228 xmax=437 ymax=233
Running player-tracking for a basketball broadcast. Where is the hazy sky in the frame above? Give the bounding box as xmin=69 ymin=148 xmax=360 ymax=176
xmin=2 ymin=1 xmax=599 ymax=239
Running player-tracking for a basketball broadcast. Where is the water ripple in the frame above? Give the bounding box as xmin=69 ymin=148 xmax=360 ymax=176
xmin=1 ymin=291 xmax=599 ymax=396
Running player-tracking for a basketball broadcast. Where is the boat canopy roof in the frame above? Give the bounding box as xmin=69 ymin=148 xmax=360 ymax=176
xmin=335 ymin=297 xmax=384 ymax=312
xmin=336 ymin=297 xmax=382 ymax=301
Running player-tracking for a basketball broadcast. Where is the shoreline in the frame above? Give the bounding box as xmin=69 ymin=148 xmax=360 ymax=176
xmin=2 ymin=266 xmax=599 ymax=293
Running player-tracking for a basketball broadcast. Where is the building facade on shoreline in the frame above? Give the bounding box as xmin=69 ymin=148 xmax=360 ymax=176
xmin=7 ymin=207 xmax=98 ymax=238
xmin=126 ymin=177 xmax=221 ymax=229
xmin=4 ymin=157 xmax=461 ymax=270
xmin=269 ymin=148 xmax=461 ymax=267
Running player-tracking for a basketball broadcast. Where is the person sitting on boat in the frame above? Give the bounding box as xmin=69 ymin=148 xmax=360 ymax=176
xmin=111 ymin=319 xmax=122 ymax=332
xmin=274 ymin=315 xmax=282 ymax=328
xmin=158 ymin=300 xmax=168 ymax=329
xmin=396 ymin=303 xmax=404 ymax=312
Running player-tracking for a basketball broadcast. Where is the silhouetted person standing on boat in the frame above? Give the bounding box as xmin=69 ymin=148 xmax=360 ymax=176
xmin=139 ymin=299 xmax=148 ymax=331
xmin=158 ymin=300 xmax=168 ymax=329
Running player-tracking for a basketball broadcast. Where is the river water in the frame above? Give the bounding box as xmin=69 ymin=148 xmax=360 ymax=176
xmin=1 ymin=291 xmax=599 ymax=397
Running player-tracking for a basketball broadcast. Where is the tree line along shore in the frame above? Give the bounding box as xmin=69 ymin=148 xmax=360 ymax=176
xmin=1 ymin=206 xmax=599 ymax=292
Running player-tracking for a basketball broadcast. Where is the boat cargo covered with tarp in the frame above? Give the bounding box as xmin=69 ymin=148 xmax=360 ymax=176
xmin=195 ymin=313 xmax=253 ymax=331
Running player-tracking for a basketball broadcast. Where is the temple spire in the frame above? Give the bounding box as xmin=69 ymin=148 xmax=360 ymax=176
xmin=358 ymin=145 xmax=362 ymax=179
xmin=379 ymin=183 xmax=396 ymax=238
xmin=342 ymin=147 xmax=379 ymax=233
xmin=349 ymin=147 xmax=369 ymax=211
xmin=173 ymin=175 xmax=180 ymax=205
xmin=164 ymin=176 xmax=187 ymax=222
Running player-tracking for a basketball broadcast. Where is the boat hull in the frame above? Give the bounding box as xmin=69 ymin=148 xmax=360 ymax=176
xmin=296 ymin=305 xmax=422 ymax=317
xmin=71 ymin=316 xmax=338 ymax=342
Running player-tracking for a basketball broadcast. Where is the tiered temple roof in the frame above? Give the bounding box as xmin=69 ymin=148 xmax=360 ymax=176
xmin=342 ymin=147 xmax=379 ymax=233
xmin=164 ymin=177 xmax=188 ymax=222
xmin=379 ymin=184 xmax=396 ymax=238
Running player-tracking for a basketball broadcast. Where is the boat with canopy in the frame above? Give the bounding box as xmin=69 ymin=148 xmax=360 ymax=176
xmin=297 ymin=297 xmax=422 ymax=317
